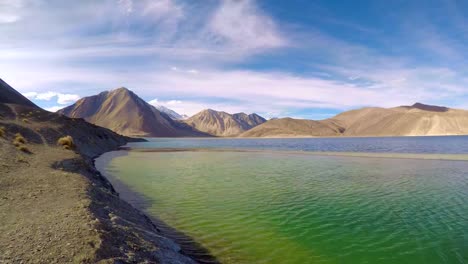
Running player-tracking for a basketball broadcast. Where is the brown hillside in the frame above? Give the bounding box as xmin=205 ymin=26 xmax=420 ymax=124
xmin=185 ymin=109 xmax=266 ymax=137
xmin=240 ymin=103 xmax=468 ymax=137
xmin=240 ymin=118 xmax=343 ymax=137
xmin=58 ymin=88 xmax=208 ymax=137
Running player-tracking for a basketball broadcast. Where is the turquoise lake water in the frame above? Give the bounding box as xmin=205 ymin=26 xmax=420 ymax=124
xmin=97 ymin=137 xmax=468 ymax=263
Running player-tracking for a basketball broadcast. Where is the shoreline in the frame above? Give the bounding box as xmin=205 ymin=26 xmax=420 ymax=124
xmin=95 ymin=149 xmax=220 ymax=264
xmin=120 ymin=146 xmax=468 ymax=162
xmin=0 ymin=103 xmax=206 ymax=263
xmin=126 ymin=134 xmax=468 ymax=139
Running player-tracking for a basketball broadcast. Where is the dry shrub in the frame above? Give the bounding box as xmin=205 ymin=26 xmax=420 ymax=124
xmin=12 ymin=133 xmax=32 ymax=153
xmin=22 ymin=118 xmax=29 ymax=123
xmin=0 ymin=127 xmax=4 ymax=138
xmin=13 ymin=133 xmax=26 ymax=146
xmin=57 ymin=135 xmax=74 ymax=150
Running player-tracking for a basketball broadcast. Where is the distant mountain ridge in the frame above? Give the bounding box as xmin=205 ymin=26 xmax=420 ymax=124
xmin=54 ymin=86 xmax=468 ymax=138
xmin=185 ymin=109 xmax=266 ymax=137
xmin=153 ymin=104 xmax=188 ymax=120
xmin=58 ymin=87 xmax=208 ymax=137
xmin=241 ymin=103 xmax=468 ymax=137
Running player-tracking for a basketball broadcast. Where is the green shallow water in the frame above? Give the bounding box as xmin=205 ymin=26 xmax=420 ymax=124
xmin=102 ymin=150 xmax=468 ymax=264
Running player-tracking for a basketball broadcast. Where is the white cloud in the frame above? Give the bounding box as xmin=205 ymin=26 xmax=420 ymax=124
xmin=35 ymin=91 xmax=58 ymax=101
xmin=57 ymin=93 xmax=80 ymax=104
xmin=0 ymin=0 xmax=25 ymax=24
xmin=22 ymin=91 xmax=80 ymax=105
xmin=118 ymin=0 xmax=133 ymax=14
xmin=0 ymin=14 xmax=20 ymax=23
xmin=44 ymin=106 xmax=63 ymax=112
xmin=208 ymin=0 xmax=286 ymax=51
xmin=148 ymin=97 xmax=248 ymax=117
xmin=142 ymin=0 xmax=184 ymax=21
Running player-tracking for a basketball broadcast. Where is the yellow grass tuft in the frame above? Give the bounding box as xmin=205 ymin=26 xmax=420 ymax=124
xmin=22 ymin=118 xmax=29 ymax=123
xmin=13 ymin=133 xmax=26 ymax=146
xmin=12 ymin=133 xmax=32 ymax=153
xmin=57 ymin=135 xmax=75 ymax=150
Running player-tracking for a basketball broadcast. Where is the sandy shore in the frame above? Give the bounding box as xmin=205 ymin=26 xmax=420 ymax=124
xmin=122 ymin=146 xmax=468 ymax=162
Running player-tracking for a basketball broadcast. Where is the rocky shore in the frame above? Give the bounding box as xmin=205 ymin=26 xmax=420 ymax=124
xmin=0 ymin=103 xmax=199 ymax=263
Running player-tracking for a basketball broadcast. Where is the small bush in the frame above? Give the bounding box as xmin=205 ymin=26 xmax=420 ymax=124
xmin=13 ymin=133 xmax=26 ymax=146
xmin=12 ymin=133 xmax=32 ymax=153
xmin=22 ymin=118 xmax=29 ymax=123
xmin=0 ymin=127 xmax=4 ymax=138
xmin=57 ymin=135 xmax=74 ymax=150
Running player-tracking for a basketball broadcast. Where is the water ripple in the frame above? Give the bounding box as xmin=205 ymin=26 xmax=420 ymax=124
xmin=101 ymin=149 xmax=468 ymax=264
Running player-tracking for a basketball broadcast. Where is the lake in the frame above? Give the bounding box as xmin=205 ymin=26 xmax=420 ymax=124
xmin=96 ymin=137 xmax=468 ymax=263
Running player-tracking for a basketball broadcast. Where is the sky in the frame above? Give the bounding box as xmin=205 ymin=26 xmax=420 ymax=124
xmin=2 ymin=0 xmax=468 ymax=119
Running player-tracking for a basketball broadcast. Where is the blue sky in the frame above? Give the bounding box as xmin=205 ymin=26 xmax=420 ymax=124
xmin=1 ymin=0 xmax=468 ymax=119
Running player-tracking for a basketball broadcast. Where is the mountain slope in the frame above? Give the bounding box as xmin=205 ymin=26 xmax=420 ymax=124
xmin=333 ymin=103 xmax=468 ymax=136
xmin=0 ymin=78 xmax=37 ymax=108
xmin=58 ymin=88 xmax=207 ymax=137
xmin=240 ymin=118 xmax=343 ymax=137
xmin=0 ymin=79 xmax=198 ymax=263
xmin=184 ymin=109 xmax=266 ymax=137
xmin=240 ymin=103 xmax=468 ymax=137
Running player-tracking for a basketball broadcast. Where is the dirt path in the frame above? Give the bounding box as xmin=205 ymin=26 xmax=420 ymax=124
xmin=8 ymin=104 xmax=19 ymax=122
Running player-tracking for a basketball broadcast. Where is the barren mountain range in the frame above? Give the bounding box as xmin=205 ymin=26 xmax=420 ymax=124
xmin=241 ymin=103 xmax=468 ymax=137
xmin=51 ymin=86 xmax=468 ymax=138
xmin=184 ymin=109 xmax=266 ymax=137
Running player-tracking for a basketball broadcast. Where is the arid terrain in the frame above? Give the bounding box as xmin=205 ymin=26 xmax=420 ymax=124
xmin=58 ymin=85 xmax=468 ymax=138
xmin=241 ymin=103 xmax=468 ymax=137
xmin=0 ymin=80 xmax=201 ymax=263
xmin=184 ymin=109 xmax=266 ymax=137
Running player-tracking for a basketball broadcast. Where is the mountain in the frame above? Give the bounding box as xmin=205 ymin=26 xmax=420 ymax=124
xmin=184 ymin=109 xmax=266 ymax=137
xmin=240 ymin=103 xmax=468 ymax=137
xmin=58 ymin=87 xmax=208 ymax=137
xmin=333 ymin=103 xmax=468 ymax=136
xmin=0 ymin=78 xmax=37 ymax=108
xmin=240 ymin=118 xmax=343 ymax=137
xmin=153 ymin=104 xmax=188 ymax=120
xmin=232 ymin=112 xmax=267 ymax=128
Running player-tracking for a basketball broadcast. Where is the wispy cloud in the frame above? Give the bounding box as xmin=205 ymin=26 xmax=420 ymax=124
xmin=208 ymin=0 xmax=286 ymax=51
xmin=2 ymin=0 xmax=468 ymax=118
xmin=0 ymin=0 xmax=24 ymax=24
